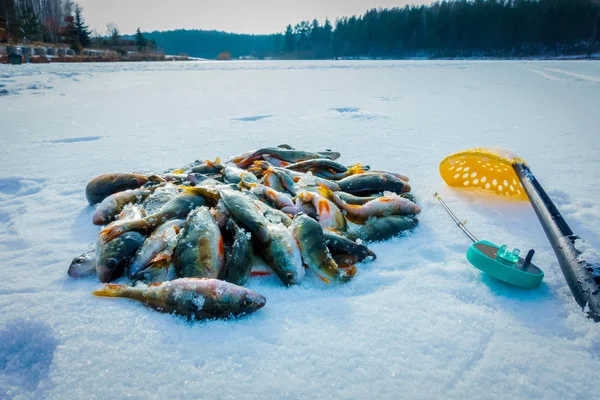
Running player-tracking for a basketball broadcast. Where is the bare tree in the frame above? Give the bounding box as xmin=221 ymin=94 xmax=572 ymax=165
xmin=106 ymin=21 xmax=119 ymax=46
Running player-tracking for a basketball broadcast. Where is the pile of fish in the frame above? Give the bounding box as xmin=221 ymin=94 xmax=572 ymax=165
xmin=69 ymin=145 xmax=420 ymax=321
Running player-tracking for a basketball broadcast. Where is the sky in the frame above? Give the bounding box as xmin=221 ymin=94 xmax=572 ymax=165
xmin=78 ymin=0 xmax=434 ymax=36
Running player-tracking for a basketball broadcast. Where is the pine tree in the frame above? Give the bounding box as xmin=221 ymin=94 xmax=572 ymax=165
xmin=284 ymin=24 xmax=295 ymax=53
xmin=136 ymin=28 xmax=148 ymax=52
xmin=72 ymin=3 xmax=90 ymax=49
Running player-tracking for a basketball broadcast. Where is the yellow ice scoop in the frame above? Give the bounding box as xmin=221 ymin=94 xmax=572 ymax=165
xmin=439 ymin=147 xmax=528 ymax=200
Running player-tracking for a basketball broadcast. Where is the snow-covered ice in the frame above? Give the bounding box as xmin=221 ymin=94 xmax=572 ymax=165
xmin=1 ymin=60 xmax=600 ymax=399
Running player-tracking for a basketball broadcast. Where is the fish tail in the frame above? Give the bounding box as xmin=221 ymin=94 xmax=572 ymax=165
xmin=93 ymin=284 xmax=129 ymax=298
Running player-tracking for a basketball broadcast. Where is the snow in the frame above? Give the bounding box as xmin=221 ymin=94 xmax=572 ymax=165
xmin=1 ymin=60 xmax=600 ymax=399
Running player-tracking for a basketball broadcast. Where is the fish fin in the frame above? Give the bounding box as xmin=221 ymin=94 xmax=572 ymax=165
xmin=347 ymin=163 xmax=367 ymax=175
xmin=179 ymin=185 xmax=220 ymax=201
xmin=206 ymin=157 xmax=221 ymax=167
xmin=92 ymin=284 xmax=127 ymax=297
xmin=238 ymin=178 xmax=257 ymax=189
xmin=250 ymin=271 xmax=272 ymax=277
xmin=318 ymin=275 xmax=331 ymax=284
xmin=150 ymin=252 xmax=171 ymax=264
xmin=173 ymin=226 xmax=180 ymax=235
xmin=147 ymin=282 xmax=163 ymax=287
xmin=171 ymin=169 xmax=185 ymax=174
xmin=99 ymin=219 xmax=147 ymax=244
xmin=339 ymin=266 xmax=357 ymax=282
xmin=316 ymin=183 xmax=336 ymax=202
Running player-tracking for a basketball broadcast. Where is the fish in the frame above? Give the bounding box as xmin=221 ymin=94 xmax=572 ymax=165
xmin=99 ymin=187 xmax=209 ymax=244
xmin=253 ymin=200 xmax=294 ymax=227
xmin=92 ymin=186 xmax=160 ymax=225
xmin=188 ymin=158 xmax=224 ymax=174
xmin=259 ymin=166 xmax=289 ymax=192
xmin=116 ymin=203 xmax=147 ymax=220
xmin=283 ymin=169 xmax=340 ymax=192
xmin=68 ymin=246 xmax=97 ymax=278
xmin=141 ymin=183 xmax=180 ymax=215
xmin=290 ymin=213 xmax=355 ymax=283
xmin=260 ymin=223 xmax=304 ymax=286
xmin=230 ymin=147 xmax=335 ymax=168
xmin=219 ymin=219 xmax=254 ymax=286
xmin=187 ymin=173 xmax=222 ymax=187
xmin=242 ymin=181 xmax=301 ymax=215
xmin=128 ymin=219 xmax=184 ymax=279
xmin=218 ymin=188 xmax=270 ymax=244
xmin=362 ymin=170 xmax=410 ymax=182
xmin=336 ymin=191 xmax=382 ymax=205
xmin=85 ymin=173 xmax=148 ymax=205
xmin=336 ymin=173 xmax=411 ymax=195
xmin=316 ymin=150 xmax=341 ymax=160
xmin=249 ymin=162 xmax=299 ymax=195
xmin=223 ymin=165 xmax=258 ymax=184
xmin=95 ymin=231 xmax=146 ymax=283
xmin=136 ymin=259 xmax=177 ymax=284
xmin=174 ymin=207 xmax=224 ymax=279
xmin=350 ymin=215 xmax=419 ymax=242
xmin=318 ymin=184 xmax=420 ymax=224
xmin=295 ymin=191 xmax=347 ymax=231
xmin=331 ymin=253 xmax=359 ymax=269
xmin=285 ymin=159 xmax=348 ymax=174
xmin=93 ymin=278 xmax=266 ymax=320
xmin=323 ymin=229 xmax=376 ymax=261
xmin=294 ymin=197 xmax=318 ymax=219
xmin=315 ymin=163 xmax=369 ymax=181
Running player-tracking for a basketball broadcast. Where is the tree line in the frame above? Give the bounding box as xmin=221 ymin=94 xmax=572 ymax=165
xmin=280 ymin=0 xmax=600 ymax=58
xmin=3 ymin=0 xmax=599 ymax=59
xmin=139 ymin=0 xmax=600 ymax=59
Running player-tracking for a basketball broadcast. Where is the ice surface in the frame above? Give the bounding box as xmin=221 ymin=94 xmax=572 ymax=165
xmin=1 ymin=60 xmax=600 ymax=399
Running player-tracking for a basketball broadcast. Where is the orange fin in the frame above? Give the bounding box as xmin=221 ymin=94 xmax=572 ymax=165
xmin=92 ymin=284 xmax=127 ymax=297
xmin=250 ymin=271 xmax=272 ymax=277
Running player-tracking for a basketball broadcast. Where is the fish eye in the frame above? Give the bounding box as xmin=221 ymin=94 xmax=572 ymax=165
xmin=106 ymin=258 xmax=118 ymax=268
xmin=242 ymin=298 xmax=254 ymax=308
xmin=74 ymin=257 xmax=84 ymax=263
xmin=286 ymin=273 xmax=294 ymax=282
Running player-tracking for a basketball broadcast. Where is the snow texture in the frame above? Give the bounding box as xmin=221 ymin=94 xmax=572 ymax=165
xmin=1 ymin=60 xmax=600 ymax=400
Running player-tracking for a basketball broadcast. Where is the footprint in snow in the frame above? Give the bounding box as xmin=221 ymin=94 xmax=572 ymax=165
xmin=0 ymin=177 xmax=45 ymax=200
xmin=329 ymin=107 xmax=360 ymax=113
xmin=232 ymin=115 xmax=273 ymax=122
xmin=47 ymin=136 xmax=102 ymax=144
xmin=0 ymin=319 xmax=58 ymax=396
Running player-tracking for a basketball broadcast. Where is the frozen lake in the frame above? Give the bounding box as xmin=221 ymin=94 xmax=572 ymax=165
xmin=1 ymin=60 xmax=600 ymax=399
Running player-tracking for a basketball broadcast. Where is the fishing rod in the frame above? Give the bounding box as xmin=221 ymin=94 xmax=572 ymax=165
xmin=434 ymin=192 xmax=543 ymax=290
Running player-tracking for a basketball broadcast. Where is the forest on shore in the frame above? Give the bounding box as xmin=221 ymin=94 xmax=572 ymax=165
xmin=149 ymin=0 xmax=600 ymax=59
xmin=2 ymin=0 xmax=599 ymax=60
